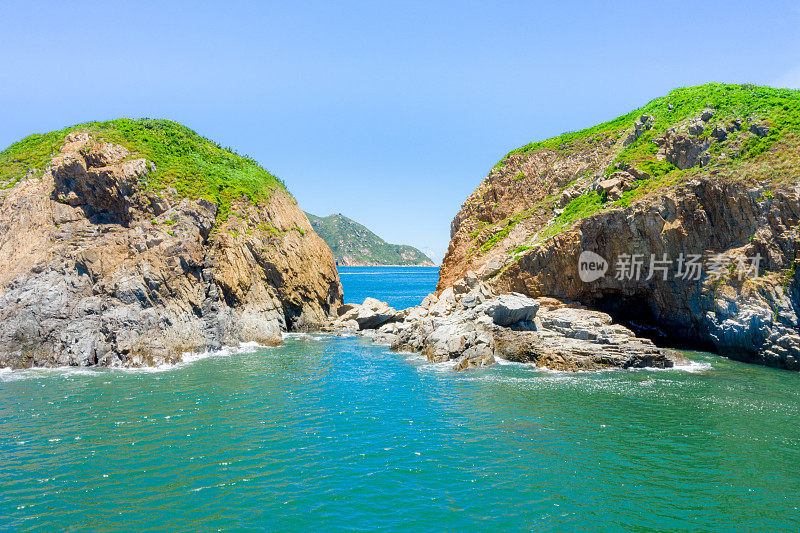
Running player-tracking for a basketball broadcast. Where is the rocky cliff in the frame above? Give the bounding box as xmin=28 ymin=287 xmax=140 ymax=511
xmin=438 ymin=84 xmax=800 ymax=370
xmin=0 ymin=120 xmax=342 ymax=368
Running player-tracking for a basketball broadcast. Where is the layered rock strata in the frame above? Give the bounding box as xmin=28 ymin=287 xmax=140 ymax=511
xmin=0 ymin=131 xmax=342 ymax=368
xmin=437 ymin=84 xmax=800 ymax=370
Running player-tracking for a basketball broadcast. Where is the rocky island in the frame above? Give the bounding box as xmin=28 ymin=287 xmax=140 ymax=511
xmin=0 ymin=119 xmax=342 ymax=368
xmin=437 ymin=83 xmax=800 ymax=370
xmin=323 ymin=83 xmax=800 ymax=374
xmin=305 ymin=212 xmax=435 ymax=266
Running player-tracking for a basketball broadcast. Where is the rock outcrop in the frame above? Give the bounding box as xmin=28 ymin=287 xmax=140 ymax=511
xmin=495 ymin=179 xmax=800 ymax=370
xmin=0 ymin=126 xmax=342 ymax=368
xmin=328 ymin=275 xmax=686 ymax=372
xmin=437 ymin=84 xmax=800 ymax=370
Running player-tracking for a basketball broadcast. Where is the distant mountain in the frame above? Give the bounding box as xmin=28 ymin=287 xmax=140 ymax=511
xmin=305 ymin=212 xmax=435 ymax=266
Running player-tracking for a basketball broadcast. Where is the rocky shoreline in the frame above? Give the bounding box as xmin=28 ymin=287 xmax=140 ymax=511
xmin=326 ymin=272 xmax=687 ymax=372
xmin=4 ymin=85 xmax=800 ymax=373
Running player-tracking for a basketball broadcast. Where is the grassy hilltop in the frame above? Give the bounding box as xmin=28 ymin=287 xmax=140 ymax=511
xmin=485 ymin=83 xmax=800 ymax=251
xmin=0 ymin=118 xmax=286 ymax=221
xmin=503 ymin=83 xmax=800 ymax=165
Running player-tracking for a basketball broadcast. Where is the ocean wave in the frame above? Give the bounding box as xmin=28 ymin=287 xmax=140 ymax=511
xmin=493 ymin=356 xmax=535 ymax=367
xmin=117 ymin=341 xmax=272 ymax=373
xmin=663 ymin=360 xmax=713 ymax=373
xmin=422 ymin=355 xmax=713 ymax=377
xmin=0 ymin=341 xmax=276 ymax=380
xmin=0 ymin=365 xmax=104 ymax=382
xmin=282 ymin=332 xmax=312 ymax=339
xmin=530 ymin=360 xmax=713 ymax=375
xmin=414 ymin=359 xmax=460 ymax=373
xmin=282 ymin=332 xmax=342 ymax=342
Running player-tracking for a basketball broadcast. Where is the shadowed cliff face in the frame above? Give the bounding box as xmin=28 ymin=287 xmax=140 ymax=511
xmin=438 ymin=84 xmax=800 ymax=370
xmin=0 ymin=131 xmax=342 ymax=368
xmin=493 ymin=179 xmax=800 ymax=369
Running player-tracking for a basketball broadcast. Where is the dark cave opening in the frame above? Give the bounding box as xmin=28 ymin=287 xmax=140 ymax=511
xmin=588 ymin=294 xmax=718 ymax=353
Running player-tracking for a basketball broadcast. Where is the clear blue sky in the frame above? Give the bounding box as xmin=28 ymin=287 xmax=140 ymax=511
xmin=3 ymin=1 xmax=800 ymax=262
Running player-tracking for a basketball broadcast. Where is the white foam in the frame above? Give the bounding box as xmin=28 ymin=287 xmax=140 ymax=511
xmin=281 ymin=332 xmax=311 ymax=340
xmin=0 ymin=366 xmax=105 ymax=382
xmin=0 ymin=341 xmax=277 ymax=379
xmin=493 ymin=356 xmax=535 ymax=367
xmin=400 ymin=352 xmax=427 ymax=363
xmin=666 ymin=360 xmax=713 ymax=373
xmin=124 ymin=341 xmax=272 ymax=373
xmin=416 ymin=359 xmax=460 ymax=373
xmin=282 ymin=332 xmax=342 ymax=342
xmin=530 ymin=361 xmax=712 ymax=375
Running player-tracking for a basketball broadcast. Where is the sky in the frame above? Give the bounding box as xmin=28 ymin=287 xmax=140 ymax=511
xmin=2 ymin=1 xmax=800 ymax=262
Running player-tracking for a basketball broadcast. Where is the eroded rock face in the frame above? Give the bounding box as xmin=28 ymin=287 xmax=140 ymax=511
xmin=655 ymin=132 xmax=711 ymax=169
xmin=0 ymin=132 xmax=342 ymax=368
xmin=328 ymin=278 xmax=686 ymax=372
xmin=494 ymin=179 xmax=800 ymax=370
xmin=439 ymin=137 xmax=617 ymax=290
xmin=437 ymin=97 xmax=800 ymax=371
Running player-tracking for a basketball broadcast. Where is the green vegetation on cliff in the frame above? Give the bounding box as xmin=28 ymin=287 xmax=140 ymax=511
xmin=500 ymin=83 xmax=800 ymax=165
xmin=440 ymin=83 xmax=800 ymax=289
xmin=0 ymin=119 xmax=286 ymax=221
xmin=305 ymin=212 xmax=434 ymax=266
xmin=482 ymin=83 xmax=800 ymax=250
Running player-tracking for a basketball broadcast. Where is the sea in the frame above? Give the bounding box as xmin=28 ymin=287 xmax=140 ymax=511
xmin=1 ymin=266 xmax=799 ymax=531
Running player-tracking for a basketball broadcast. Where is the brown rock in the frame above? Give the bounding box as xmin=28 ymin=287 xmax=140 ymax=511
xmin=437 ymin=115 xmax=800 ymax=370
xmin=0 ymin=131 xmax=342 ymax=368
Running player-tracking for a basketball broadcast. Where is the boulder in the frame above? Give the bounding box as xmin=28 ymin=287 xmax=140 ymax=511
xmin=475 ymin=293 xmax=540 ymax=326
xmin=687 ymin=121 xmax=705 ymax=136
xmin=711 ymin=124 xmax=728 ymax=141
xmin=452 ymin=270 xmax=479 ymax=293
xmin=493 ymin=327 xmax=684 ymax=371
xmin=338 ymin=303 xmax=359 ymax=316
xmin=749 ymin=123 xmax=770 ymax=137
xmin=700 ymin=109 xmax=715 ymax=122
xmin=337 ymin=298 xmax=401 ymax=330
xmin=378 ymin=291 xmax=683 ymax=372
xmin=623 ymin=115 xmax=654 ymax=146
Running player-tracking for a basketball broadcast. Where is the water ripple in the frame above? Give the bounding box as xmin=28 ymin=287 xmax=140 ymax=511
xmin=1 ymin=336 xmax=799 ymax=531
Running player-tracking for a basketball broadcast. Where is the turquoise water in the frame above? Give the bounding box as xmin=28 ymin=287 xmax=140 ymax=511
xmin=2 ymin=269 xmax=800 ymax=531
xmin=339 ymin=266 xmax=439 ymax=309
